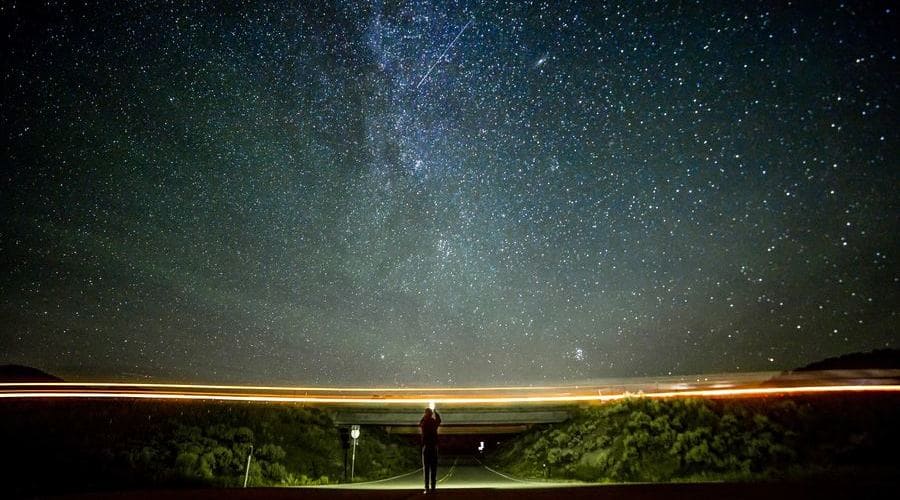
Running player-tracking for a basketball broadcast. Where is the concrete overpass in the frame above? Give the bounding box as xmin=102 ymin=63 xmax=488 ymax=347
xmin=333 ymin=406 xmax=573 ymax=435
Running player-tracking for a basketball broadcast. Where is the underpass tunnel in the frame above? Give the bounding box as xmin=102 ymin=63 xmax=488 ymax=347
xmin=335 ymin=405 xmax=574 ymax=457
xmin=389 ymin=427 xmax=523 ymax=456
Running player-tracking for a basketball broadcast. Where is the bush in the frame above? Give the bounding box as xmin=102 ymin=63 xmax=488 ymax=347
xmin=488 ymin=397 xmax=881 ymax=483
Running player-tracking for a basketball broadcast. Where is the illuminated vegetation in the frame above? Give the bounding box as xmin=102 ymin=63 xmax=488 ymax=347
xmin=1 ymin=401 xmax=417 ymax=496
xmin=489 ymin=396 xmax=900 ymax=482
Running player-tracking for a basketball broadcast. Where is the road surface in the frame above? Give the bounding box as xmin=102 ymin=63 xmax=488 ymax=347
xmin=329 ymin=456 xmax=560 ymax=490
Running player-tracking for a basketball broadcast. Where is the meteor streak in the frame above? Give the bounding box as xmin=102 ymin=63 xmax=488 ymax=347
xmin=416 ymin=17 xmax=474 ymax=89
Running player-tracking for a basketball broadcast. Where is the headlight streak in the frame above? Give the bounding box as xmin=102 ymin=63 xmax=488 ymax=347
xmin=0 ymin=382 xmax=576 ymax=392
xmin=1 ymin=384 xmax=898 ymax=405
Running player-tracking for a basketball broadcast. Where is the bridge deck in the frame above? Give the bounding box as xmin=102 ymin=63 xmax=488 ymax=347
xmin=333 ymin=408 xmax=571 ymax=427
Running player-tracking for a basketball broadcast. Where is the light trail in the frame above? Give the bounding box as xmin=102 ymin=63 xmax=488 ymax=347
xmin=7 ymin=369 xmax=887 ymax=393
xmin=1 ymin=384 xmax=898 ymax=406
xmin=416 ymin=17 xmax=474 ymax=89
xmin=0 ymin=381 xmax=583 ymax=392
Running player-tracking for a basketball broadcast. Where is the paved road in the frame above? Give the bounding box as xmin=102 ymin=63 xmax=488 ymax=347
xmin=293 ymin=460 xmax=897 ymax=499
xmin=335 ymin=456 xmax=552 ymax=490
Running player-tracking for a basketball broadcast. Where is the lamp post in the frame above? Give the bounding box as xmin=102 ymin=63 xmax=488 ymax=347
xmin=243 ymin=444 xmax=254 ymax=488
xmin=350 ymin=425 xmax=360 ymax=481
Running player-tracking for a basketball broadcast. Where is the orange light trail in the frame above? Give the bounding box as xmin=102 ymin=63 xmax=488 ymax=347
xmin=0 ymin=382 xmax=581 ymax=392
xmin=1 ymin=384 xmax=898 ymax=405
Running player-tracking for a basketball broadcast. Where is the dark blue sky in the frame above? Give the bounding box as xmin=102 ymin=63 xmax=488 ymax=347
xmin=1 ymin=1 xmax=897 ymax=385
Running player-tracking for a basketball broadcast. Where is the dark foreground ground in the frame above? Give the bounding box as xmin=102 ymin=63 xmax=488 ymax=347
xmin=44 ymin=481 xmax=899 ymax=500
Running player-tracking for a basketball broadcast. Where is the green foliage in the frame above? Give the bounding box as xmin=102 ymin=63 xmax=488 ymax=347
xmin=0 ymin=400 xmax=418 ymax=495
xmin=166 ymin=424 xmax=282 ymax=485
xmin=279 ymin=473 xmax=331 ymax=486
xmin=490 ymin=397 xmax=821 ymax=483
xmin=348 ymin=427 xmax=420 ymax=481
xmin=141 ymin=404 xmax=415 ymax=486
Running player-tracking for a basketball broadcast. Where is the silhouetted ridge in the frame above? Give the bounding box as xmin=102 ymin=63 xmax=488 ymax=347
xmin=0 ymin=364 xmax=63 ymax=382
xmin=794 ymin=349 xmax=900 ymax=371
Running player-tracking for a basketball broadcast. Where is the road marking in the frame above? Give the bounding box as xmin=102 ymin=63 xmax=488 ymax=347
xmin=474 ymin=457 xmax=544 ymax=484
xmin=437 ymin=457 xmax=459 ymax=484
xmin=348 ymin=467 xmax=423 ymax=485
xmin=340 ymin=457 xmax=456 ymax=488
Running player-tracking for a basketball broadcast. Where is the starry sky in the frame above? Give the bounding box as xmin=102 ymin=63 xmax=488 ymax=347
xmin=1 ymin=1 xmax=897 ymax=385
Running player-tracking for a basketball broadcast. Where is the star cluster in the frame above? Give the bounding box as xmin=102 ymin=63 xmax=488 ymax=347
xmin=1 ymin=1 xmax=897 ymax=385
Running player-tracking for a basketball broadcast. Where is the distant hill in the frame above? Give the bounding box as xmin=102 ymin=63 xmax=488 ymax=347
xmin=794 ymin=349 xmax=900 ymax=371
xmin=0 ymin=365 xmax=63 ymax=382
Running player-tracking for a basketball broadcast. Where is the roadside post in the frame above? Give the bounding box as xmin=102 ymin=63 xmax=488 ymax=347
xmin=243 ymin=444 xmax=254 ymax=488
xmin=350 ymin=425 xmax=361 ymax=481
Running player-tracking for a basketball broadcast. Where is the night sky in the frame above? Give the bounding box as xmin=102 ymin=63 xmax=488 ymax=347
xmin=1 ymin=1 xmax=897 ymax=385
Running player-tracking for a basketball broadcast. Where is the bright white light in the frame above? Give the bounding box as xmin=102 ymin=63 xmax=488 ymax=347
xmin=428 ymin=401 xmax=436 ymax=410
xmin=350 ymin=425 xmax=360 ymax=440
xmin=478 ymin=441 xmax=485 ymax=451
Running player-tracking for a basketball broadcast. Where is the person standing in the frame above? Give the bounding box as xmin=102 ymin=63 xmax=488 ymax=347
xmin=419 ymin=407 xmax=441 ymax=493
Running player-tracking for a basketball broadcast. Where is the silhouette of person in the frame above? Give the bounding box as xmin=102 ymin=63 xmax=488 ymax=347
xmin=419 ymin=407 xmax=441 ymax=493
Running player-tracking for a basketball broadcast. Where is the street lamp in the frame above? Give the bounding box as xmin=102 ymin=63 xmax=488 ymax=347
xmin=350 ymin=425 xmax=360 ymax=481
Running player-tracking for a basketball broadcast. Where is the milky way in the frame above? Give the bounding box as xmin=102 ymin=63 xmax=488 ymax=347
xmin=1 ymin=1 xmax=897 ymax=385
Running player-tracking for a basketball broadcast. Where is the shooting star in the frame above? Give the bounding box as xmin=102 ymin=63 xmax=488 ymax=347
xmin=416 ymin=17 xmax=474 ymax=89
